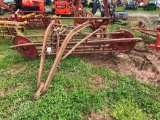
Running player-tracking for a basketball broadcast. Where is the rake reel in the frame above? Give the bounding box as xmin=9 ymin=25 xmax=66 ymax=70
xmin=131 ymin=19 xmax=160 ymax=51
xmin=11 ymin=18 xmax=140 ymax=99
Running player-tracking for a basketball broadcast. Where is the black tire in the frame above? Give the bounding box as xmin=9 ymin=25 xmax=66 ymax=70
xmin=21 ymin=6 xmax=39 ymax=11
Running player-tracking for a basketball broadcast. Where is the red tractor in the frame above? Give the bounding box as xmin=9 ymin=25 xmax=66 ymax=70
xmin=54 ymin=0 xmax=83 ymax=16
xmin=0 ymin=0 xmax=45 ymax=12
xmin=14 ymin=0 xmax=45 ymax=11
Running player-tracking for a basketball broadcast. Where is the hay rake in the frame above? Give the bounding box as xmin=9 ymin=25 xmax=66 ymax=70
xmin=10 ymin=18 xmax=141 ymax=99
xmin=11 ymin=0 xmax=142 ymax=99
xmin=131 ymin=19 xmax=160 ymax=51
xmin=34 ymin=19 xmax=141 ymax=99
xmin=11 ymin=18 xmax=142 ymax=59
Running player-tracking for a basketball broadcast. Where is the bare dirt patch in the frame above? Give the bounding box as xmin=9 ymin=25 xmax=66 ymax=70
xmin=88 ymin=112 xmax=114 ymax=120
xmin=0 ymin=54 xmax=4 ymax=59
xmin=1 ymin=81 xmax=30 ymax=96
xmin=81 ymin=48 xmax=160 ymax=85
xmin=3 ymin=85 xmax=19 ymax=95
xmin=7 ymin=64 xmax=26 ymax=76
xmin=0 ymin=64 xmax=26 ymax=80
xmin=87 ymin=74 xmax=104 ymax=92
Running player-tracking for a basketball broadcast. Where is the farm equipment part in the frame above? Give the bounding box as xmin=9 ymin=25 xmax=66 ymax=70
xmin=0 ymin=0 xmax=51 ymax=28
xmin=0 ymin=9 xmax=54 ymax=28
xmin=0 ymin=20 xmax=27 ymax=37
xmin=10 ymin=0 xmax=142 ymax=99
xmin=0 ymin=0 xmax=45 ymax=12
xmin=114 ymin=11 xmax=128 ymax=20
xmin=11 ymin=16 xmax=140 ymax=58
xmin=0 ymin=0 xmax=13 ymax=12
xmin=33 ymin=20 xmax=141 ymax=99
xmin=54 ymin=0 xmax=83 ymax=16
xmin=131 ymin=19 xmax=160 ymax=51
xmin=91 ymin=0 xmax=128 ymax=25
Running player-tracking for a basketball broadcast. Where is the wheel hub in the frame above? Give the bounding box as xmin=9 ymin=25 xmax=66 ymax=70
xmin=13 ymin=36 xmax=38 ymax=59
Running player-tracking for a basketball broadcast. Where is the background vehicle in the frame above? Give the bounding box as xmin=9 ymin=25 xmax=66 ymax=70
xmin=0 ymin=0 xmax=45 ymax=12
xmin=15 ymin=0 xmax=45 ymax=11
xmin=124 ymin=1 xmax=138 ymax=10
xmin=143 ymin=0 xmax=156 ymax=10
xmin=54 ymin=0 xmax=83 ymax=16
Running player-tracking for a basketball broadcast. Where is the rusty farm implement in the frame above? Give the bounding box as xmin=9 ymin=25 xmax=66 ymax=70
xmin=0 ymin=20 xmax=27 ymax=37
xmin=0 ymin=10 xmax=53 ymax=28
xmin=33 ymin=18 xmax=141 ymax=99
xmin=131 ymin=19 xmax=160 ymax=51
xmin=0 ymin=0 xmax=52 ymax=28
xmin=0 ymin=10 xmax=53 ymax=38
xmin=11 ymin=17 xmax=142 ymax=59
xmin=9 ymin=0 xmax=142 ymax=99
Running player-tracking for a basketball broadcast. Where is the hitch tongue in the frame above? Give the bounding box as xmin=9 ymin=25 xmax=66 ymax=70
xmin=34 ymin=82 xmax=44 ymax=100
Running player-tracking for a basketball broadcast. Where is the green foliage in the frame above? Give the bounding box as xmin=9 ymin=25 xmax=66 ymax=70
xmin=0 ymin=53 xmax=107 ymax=119
xmin=111 ymin=98 xmax=149 ymax=120
xmin=106 ymin=76 xmax=160 ymax=119
xmin=1 ymin=51 xmax=159 ymax=119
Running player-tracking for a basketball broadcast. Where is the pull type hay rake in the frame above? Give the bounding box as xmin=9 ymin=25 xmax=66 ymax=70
xmin=131 ymin=19 xmax=160 ymax=51
xmin=11 ymin=18 xmax=142 ymax=59
xmin=11 ymin=0 xmax=142 ymax=99
xmin=19 ymin=19 xmax=140 ymax=99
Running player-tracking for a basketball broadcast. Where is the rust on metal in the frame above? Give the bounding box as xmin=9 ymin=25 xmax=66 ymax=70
xmin=131 ymin=19 xmax=160 ymax=51
xmin=10 ymin=18 xmax=142 ymax=100
xmin=0 ymin=0 xmax=13 ymax=12
xmin=31 ymin=21 xmax=141 ymax=99
xmin=9 ymin=0 xmax=143 ymax=99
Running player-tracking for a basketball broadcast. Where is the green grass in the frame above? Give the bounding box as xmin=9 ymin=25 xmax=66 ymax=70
xmin=0 ymin=38 xmax=160 ymax=119
xmin=0 ymin=14 xmax=160 ymax=119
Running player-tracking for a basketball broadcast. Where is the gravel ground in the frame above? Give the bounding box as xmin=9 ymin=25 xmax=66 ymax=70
xmin=128 ymin=13 xmax=159 ymax=18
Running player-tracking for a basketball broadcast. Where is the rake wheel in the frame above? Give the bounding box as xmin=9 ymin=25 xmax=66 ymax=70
xmin=154 ymin=25 xmax=160 ymax=32
xmin=137 ymin=19 xmax=146 ymax=28
xmin=110 ymin=29 xmax=136 ymax=51
xmin=74 ymin=10 xmax=94 ymax=26
xmin=13 ymin=36 xmax=38 ymax=59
